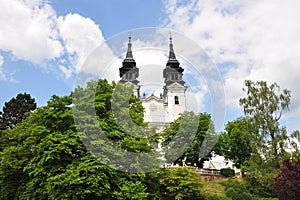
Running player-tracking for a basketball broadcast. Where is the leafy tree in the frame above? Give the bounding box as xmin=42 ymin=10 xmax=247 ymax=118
xmin=288 ymin=130 xmax=300 ymax=162
xmin=161 ymin=112 xmax=216 ymax=167
xmin=215 ymin=117 xmax=258 ymax=168
xmin=0 ymin=79 xmax=159 ymax=199
xmin=274 ymin=159 xmax=300 ymax=200
xmin=159 ymin=167 xmax=204 ymax=200
xmin=73 ymin=79 xmax=160 ymax=173
xmin=0 ymin=93 xmax=36 ymax=130
xmin=239 ymin=80 xmax=291 ymax=169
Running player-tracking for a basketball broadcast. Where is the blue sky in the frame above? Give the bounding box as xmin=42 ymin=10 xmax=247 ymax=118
xmin=0 ymin=0 xmax=299 ymax=133
xmin=51 ymin=0 xmax=166 ymax=37
xmin=0 ymin=0 xmax=166 ymax=107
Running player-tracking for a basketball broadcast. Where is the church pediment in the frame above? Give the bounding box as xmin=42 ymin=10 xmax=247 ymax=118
xmin=166 ymin=82 xmax=187 ymax=90
xmin=141 ymin=94 xmax=164 ymax=103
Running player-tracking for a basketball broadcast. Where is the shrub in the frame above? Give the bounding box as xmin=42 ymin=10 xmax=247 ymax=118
xmin=204 ymin=194 xmax=231 ymax=200
xmin=159 ymin=167 xmax=204 ymax=200
xmin=221 ymin=168 xmax=235 ymax=177
xmin=225 ymin=187 xmax=253 ymax=200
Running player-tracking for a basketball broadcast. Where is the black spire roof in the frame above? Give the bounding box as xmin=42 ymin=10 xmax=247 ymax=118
xmin=125 ymin=33 xmax=134 ymax=61
xmin=169 ymin=35 xmax=176 ymax=60
xmin=163 ymin=34 xmax=185 ymax=86
xmin=167 ymin=34 xmax=180 ymax=66
xmin=119 ymin=34 xmax=139 ymax=86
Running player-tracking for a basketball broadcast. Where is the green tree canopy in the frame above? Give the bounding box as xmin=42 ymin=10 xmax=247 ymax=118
xmin=0 ymin=92 xmax=37 ymax=130
xmin=0 ymin=79 xmax=160 ymax=199
xmin=159 ymin=167 xmax=204 ymax=200
xmin=215 ymin=117 xmax=258 ymax=168
xmin=239 ymin=80 xmax=291 ymax=169
xmin=161 ymin=112 xmax=217 ymax=168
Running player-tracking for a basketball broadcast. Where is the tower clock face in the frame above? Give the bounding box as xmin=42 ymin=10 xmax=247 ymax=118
xmin=149 ymin=103 xmax=157 ymax=112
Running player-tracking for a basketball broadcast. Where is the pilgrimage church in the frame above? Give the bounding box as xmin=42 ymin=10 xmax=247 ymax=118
xmin=119 ymin=35 xmax=187 ymax=131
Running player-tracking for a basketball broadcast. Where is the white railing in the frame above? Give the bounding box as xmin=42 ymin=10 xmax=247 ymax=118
xmin=197 ymin=168 xmax=221 ymax=176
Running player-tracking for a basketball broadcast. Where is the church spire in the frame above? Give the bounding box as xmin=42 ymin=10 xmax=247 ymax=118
xmin=163 ymin=34 xmax=185 ymax=86
xmin=119 ymin=33 xmax=140 ymax=96
xmin=169 ymin=33 xmax=177 ymax=60
xmin=125 ymin=33 xmax=134 ymax=60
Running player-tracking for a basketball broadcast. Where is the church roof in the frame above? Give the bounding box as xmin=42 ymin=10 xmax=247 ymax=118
xmin=124 ymin=33 xmax=134 ymax=61
xmin=167 ymin=34 xmax=180 ymax=65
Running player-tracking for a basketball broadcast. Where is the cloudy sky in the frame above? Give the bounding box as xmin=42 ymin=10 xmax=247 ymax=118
xmin=0 ymin=0 xmax=299 ymax=133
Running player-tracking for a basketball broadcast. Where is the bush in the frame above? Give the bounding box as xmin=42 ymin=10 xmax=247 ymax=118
xmin=159 ymin=167 xmax=204 ymax=200
xmin=274 ymin=159 xmax=300 ymax=200
xmin=221 ymin=168 xmax=235 ymax=177
xmin=204 ymin=194 xmax=231 ymax=200
xmin=221 ymin=179 xmax=247 ymax=191
xmin=225 ymin=187 xmax=253 ymax=200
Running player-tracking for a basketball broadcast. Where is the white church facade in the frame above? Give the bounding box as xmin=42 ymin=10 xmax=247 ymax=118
xmin=119 ymin=35 xmax=187 ymax=131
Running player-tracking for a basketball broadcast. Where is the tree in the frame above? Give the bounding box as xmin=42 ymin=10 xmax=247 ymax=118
xmin=0 ymin=79 xmax=158 ymax=199
xmin=215 ymin=117 xmax=258 ymax=168
xmin=239 ymin=80 xmax=291 ymax=169
xmin=161 ymin=112 xmax=216 ymax=168
xmin=0 ymin=93 xmax=37 ymax=130
xmin=289 ymin=130 xmax=300 ymax=162
xmin=73 ymin=80 xmax=160 ymax=173
xmin=274 ymin=159 xmax=300 ymax=200
xmin=159 ymin=167 xmax=204 ymax=200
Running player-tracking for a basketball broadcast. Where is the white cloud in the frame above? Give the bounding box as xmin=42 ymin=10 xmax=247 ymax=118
xmin=163 ymin=0 xmax=300 ymax=126
xmin=59 ymin=65 xmax=73 ymax=79
xmin=0 ymin=0 xmax=63 ymax=64
xmin=0 ymin=1 xmax=117 ymax=80
xmin=0 ymin=54 xmax=16 ymax=82
xmin=57 ymin=13 xmax=107 ymax=76
xmin=0 ymin=55 xmax=5 ymax=80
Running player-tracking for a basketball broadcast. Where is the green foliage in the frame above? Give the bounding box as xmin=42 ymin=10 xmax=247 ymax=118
xmin=159 ymin=167 xmax=204 ymax=200
xmin=0 ymin=92 xmax=37 ymax=130
xmin=113 ymin=181 xmax=149 ymax=200
xmin=0 ymin=79 xmax=159 ymax=199
xmin=204 ymin=194 xmax=231 ymax=200
xmin=220 ymin=168 xmax=235 ymax=177
xmin=221 ymin=179 xmax=253 ymax=200
xmin=225 ymin=187 xmax=253 ymax=200
xmin=245 ymin=169 xmax=277 ymax=198
xmin=73 ymin=80 xmax=160 ymax=173
xmin=289 ymin=130 xmax=300 ymax=162
xmin=161 ymin=112 xmax=216 ymax=167
xmin=239 ymin=80 xmax=291 ymax=169
xmin=0 ymin=93 xmax=37 ymax=151
xmin=215 ymin=117 xmax=257 ymax=168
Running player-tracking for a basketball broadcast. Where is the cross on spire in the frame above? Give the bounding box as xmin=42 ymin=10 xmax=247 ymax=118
xmin=169 ymin=33 xmax=176 ymax=60
xmin=125 ymin=32 xmax=133 ymax=59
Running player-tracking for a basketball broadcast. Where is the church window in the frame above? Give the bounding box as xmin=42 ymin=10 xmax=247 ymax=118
xmin=174 ymin=96 xmax=179 ymax=104
xmin=125 ymin=73 xmax=132 ymax=79
xmin=170 ymin=73 xmax=179 ymax=80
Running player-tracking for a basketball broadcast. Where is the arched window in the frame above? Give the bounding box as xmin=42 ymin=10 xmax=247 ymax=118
xmin=174 ymin=96 xmax=179 ymax=104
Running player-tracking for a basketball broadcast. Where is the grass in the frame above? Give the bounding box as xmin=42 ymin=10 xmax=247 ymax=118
xmin=201 ymin=178 xmax=228 ymax=197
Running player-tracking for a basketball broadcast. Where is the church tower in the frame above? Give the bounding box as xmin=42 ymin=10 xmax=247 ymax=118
xmin=119 ymin=34 xmax=140 ymax=96
xmin=163 ymin=35 xmax=187 ymax=122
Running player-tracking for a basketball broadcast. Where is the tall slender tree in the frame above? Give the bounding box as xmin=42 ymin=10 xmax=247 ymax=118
xmin=239 ymin=80 xmax=291 ymax=169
